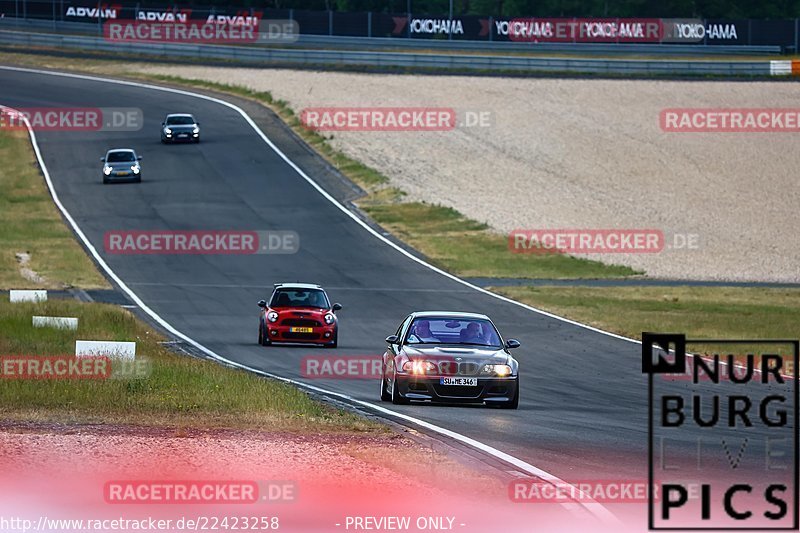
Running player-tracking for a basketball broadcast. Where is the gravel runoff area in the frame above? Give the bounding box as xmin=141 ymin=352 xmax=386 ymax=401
xmin=0 ymin=426 xmax=493 ymax=491
xmin=0 ymin=425 xmax=524 ymax=529
xmin=140 ymin=66 xmax=800 ymax=282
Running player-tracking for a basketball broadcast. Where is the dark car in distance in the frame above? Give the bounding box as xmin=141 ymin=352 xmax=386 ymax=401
xmin=380 ymin=311 xmax=520 ymax=409
xmin=161 ymin=113 xmax=200 ymax=143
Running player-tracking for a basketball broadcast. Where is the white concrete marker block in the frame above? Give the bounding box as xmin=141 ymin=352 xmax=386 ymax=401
xmin=10 ymin=290 xmax=47 ymax=302
xmin=75 ymin=340 xmax=136 ymax=361
xmin=33 ymin=316 xmax=78 ymax=330
xmin=770 ymin=60 xmax=792 ymax=75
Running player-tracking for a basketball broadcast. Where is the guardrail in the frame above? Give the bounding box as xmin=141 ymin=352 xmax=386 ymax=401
xmin=0 ymin=17 xmax=784 ymax=56
xmin=0 ymin=29 xmax=780 ymax=76
xmin=295 ymin=34 xmax=782 ymax=55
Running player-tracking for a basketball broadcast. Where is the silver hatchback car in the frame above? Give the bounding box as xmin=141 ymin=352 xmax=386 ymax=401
xmin=101 ymin=149 xmax=142 ymax=184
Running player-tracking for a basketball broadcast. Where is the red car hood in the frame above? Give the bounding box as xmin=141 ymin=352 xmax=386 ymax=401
xmin=270 ymin=307 xmax=329 ymax=315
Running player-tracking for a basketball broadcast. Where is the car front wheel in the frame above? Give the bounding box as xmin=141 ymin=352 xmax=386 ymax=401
xmin=258 ymin=323 xmax=271 ymax=346
xmin=390 ymin=375 xmax=409 ymax=405
xmin=380 ymin=366 xmax=391 ymax=402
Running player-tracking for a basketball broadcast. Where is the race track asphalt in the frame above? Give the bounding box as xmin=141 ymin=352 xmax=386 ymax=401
xmin=2 ymin=66 xmax=791 ymax=492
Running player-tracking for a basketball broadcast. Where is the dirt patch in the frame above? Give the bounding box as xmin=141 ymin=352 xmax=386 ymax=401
xmin=15 ymin=252 xmax=47 ymax=284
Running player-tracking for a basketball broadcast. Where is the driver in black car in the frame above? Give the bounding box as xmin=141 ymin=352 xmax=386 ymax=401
xmin=460 ymin=322 xmax=484 ymax=344
xmin=410 ymin=320 xmax=439 ymax=343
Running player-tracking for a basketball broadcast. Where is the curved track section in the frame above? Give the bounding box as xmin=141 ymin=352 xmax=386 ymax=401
xmin=2 ymin=66 xmax=765 ymax=506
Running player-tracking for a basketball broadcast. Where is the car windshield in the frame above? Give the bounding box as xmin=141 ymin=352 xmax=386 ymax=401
xmin=270 ymin=288 xmax=329 ymax=308
xmin=166 ymin=116 xmax=195 ymax=125
xmin=406 ymin=317 xmax=501 ymax=347
xmin=106 ymin=151 xmax=135 ymax=163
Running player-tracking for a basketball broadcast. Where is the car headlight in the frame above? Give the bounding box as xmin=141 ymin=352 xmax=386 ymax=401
xmin=131 ymin=165 xmax=140 ymax=174
xmin=402 ymin=360 xmax=437 ymax=375
xmin=192 ymin=127 xmax=200 ymax=134
xmin=164 ymin=127 xmax=172 ymax=135
xmin=323 ymin=313 xmax=335 ymax=325
xmin=103 ymin=165 xmax=112 ymax=175
xmin=482 ymin=364 xmax=513 ymax=377
xmin=267 ymin=311 xmax=279 ymax=323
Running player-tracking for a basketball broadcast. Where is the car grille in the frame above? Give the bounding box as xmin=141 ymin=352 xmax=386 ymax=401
xmin=281 ymin=318 xmax=321 ymax=327
xmin=433 ymin=385 xmax=484 ymax=399
xmin=437 ymin=362 xmax=481 ymax=376
xmin=282 ymin=332 xmax=321 ymax=340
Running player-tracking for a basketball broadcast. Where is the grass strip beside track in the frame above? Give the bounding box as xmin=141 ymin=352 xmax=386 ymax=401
xmin=494 ymin=285 xmax=800 ymax=341
xmin=0 ymin=298 xmax=382 ymax=432
xmin=0 ymin=129 xmax=108 ymax=289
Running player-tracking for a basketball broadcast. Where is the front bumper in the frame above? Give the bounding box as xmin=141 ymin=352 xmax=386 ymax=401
xmin=266 ymin=324 xmax=336 ymax=344
xmin=163 ymin=131 xmax=199 ymax=142
xmin=103 ymin=171 xmax=140 ymax=181
xmin=395 ymin=374 xmax=518 ymax=404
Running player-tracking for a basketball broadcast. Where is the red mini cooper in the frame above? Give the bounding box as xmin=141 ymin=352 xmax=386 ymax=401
xmin=258 ymin=283 xmax=342 ymax=348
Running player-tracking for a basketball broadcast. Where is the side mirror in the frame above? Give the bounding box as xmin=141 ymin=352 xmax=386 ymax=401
xmin=332 ymin=303 xmax=342 ymax=311
xmin=137 ymin=155 xmax=143 ymax=161
xmin=505 ymin=339 xmax=521 ymax=349
xmin=195 ymin=122 xmax=200 ymax=126
xmin=161 ymin=122 xmax=165 ymax=126
xmin=257 ymin=300 xmax=267 ymax=308
xmin=385 ymin=335 xmax=399 ymax=345
xmin=100 ymin=157 xmax=105 ymax=162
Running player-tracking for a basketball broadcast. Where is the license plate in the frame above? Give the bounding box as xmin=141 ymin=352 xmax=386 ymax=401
xmin=178 ymin=133 xmax=188 ymax=137
xmin=440 ymin=377 xmax=477 ymax=386
xmin=290 ymin=327 xmax=313 ymax=333
xmin=117 ymin=171 xmax=130 ymax=176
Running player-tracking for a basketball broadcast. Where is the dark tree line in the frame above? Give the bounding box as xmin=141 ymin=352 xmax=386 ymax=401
xmin=141 ymin=0 xmax=800 ymax=18
xmin=336 ymin=0 xmax=800 ymax=17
